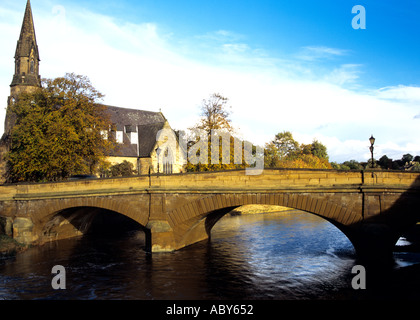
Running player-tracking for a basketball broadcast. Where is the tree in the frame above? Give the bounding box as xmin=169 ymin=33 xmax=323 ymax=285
xmin=365 ymin=158 xmax=379 ymax=169
xmin=185 ymin=93 xmax=250 ymax=172
xmin=276 ymin=154 xmax=332 ymax=169
xmin=271 ymin=131 xmax=300 ymax=160
xmin=6 ymin=73 xmax=114 ymax=182
xmin=402 ymin=153 xmax=413 ymax=164
xmin=191 ymin=93 xmax=234 ymax=135
xmin=378 ymin=155 xmax=391 ymax=169
xmin=342 ymin=160 xmax=363 ymax=170
xmin=264 ymin=141 xmax=282 ymax=168
xmin=411 ymin=162 xmax=420 ymax=172
xmin=309 ymin=140 xmax=329 ymax=160
xmin=108 ymin=160 xmax=136 ymax=177
xmin=300 ymin=140 xmax=329 ymax=160
xmin=331 ymin=162 xmax=351 ymax=170
xmin=264 ymin=132 xmax=331 ymax=169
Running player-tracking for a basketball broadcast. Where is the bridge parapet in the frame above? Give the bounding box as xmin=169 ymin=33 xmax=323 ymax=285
xmin=152 ymin=169 xmax=363 ymax=190
xmin=0 ymin=169 xmax=419 ymax=201
xmin=362 ymin=170 xmax=420 ymax=188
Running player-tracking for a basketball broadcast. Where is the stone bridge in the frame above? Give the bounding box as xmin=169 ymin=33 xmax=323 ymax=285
xmin=1 ymin=169 xmax=420 ymax=263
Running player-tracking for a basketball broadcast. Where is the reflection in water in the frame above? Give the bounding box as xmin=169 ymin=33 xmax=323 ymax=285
xmin=1 ymin=210 xmax=420 ymax=300
xmin=206 ymin=212 xmax=356 ymax=300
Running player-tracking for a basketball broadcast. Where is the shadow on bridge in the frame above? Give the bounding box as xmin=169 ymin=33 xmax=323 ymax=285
xmin=41 ymin=207 xmax=151 ymax=250
xmin=345 ymin=174 xmax=420 ymax=266
xmin=196 ymin=174 xmax=420 ymax=267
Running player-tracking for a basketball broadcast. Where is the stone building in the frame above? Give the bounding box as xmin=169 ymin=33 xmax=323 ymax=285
xmin=104 ymin=105 xmax=185 ymax=175
xmin=0 ymin=0 xmax=185 ymax=181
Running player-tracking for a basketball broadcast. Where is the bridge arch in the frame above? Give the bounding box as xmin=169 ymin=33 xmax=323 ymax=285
xmin=167 ymin=193 xmax=361 ymax=251
xmin=32 ymin=197 xmax=150 ymax=244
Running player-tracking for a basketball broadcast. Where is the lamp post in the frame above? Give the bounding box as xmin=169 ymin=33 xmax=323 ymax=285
xmin=369 ymin=135 xmax=375 ymax=168
xmin=156 ymin=147 xmax=161 ymax=174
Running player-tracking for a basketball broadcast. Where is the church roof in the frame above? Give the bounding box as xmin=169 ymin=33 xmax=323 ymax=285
xmin=105 ymin=105 xmax=166 ymax=130
xmin=15 ymin=0 xmax=39 ymax=59
xmin=102 ymin=105 xmax=167 ymax=158
xmin=137 ymin=123 xmax=167 ymax=157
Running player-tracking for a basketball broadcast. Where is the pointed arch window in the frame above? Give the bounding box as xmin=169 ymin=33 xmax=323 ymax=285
xmin=163 ymin=148 xmax=173 ymax=174
xmin=30 ymin=59 xmax=35 ymax=74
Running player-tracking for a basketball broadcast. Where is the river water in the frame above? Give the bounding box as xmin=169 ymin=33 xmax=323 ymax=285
xmin=1 ymin=209 xmax=420 ymax=300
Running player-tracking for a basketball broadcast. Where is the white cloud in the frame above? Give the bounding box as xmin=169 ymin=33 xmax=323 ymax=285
xmin=196 ymin=29 xmax=244 ymax=43
xmin=0 ymin=1 xmax=419 ymax=163
xmin=376 ymin=85 xmax=420 ymax=103
xmin=297 ymin=46 xmax=348 ymax=61
xmin=324 ymin=64 xmax=362 ymax=85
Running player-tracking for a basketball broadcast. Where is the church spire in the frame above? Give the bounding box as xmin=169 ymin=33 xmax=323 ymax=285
xmin=10 ymin=0 xmax=41 ymax=91
xmin=5 ymin=0 xmax=41 ymax=137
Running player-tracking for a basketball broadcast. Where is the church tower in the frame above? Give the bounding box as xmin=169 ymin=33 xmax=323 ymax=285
xmin=9 ymin=0 xmax=41 ymax=101
xmin=5 ymin=0 xmax=41 ymax=135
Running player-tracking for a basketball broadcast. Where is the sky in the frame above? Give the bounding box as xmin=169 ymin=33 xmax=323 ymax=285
xmin=0 ymin=0 xmax=419 ymax=163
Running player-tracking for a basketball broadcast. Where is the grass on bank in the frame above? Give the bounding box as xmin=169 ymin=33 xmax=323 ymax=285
xmin=0 ymin=235 xmax=27 ymax=257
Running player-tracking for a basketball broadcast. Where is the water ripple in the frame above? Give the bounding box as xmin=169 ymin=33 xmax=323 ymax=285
xmin=0 ymin=210 xmax=372 ymax=300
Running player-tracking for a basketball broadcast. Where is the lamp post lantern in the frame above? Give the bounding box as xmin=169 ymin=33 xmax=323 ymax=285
xmin=369 ymin=135 xmax=375 ymax=168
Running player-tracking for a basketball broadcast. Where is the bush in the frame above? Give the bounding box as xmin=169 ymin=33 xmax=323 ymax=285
xmin=108 ymin=160 xmax=136 ymax=177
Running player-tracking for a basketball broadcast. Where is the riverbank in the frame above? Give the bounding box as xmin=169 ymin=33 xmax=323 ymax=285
xmin=0 ymin=235 xmax=28 ymax=258
xmin=230 ymin=204 xmax=293 ymax=215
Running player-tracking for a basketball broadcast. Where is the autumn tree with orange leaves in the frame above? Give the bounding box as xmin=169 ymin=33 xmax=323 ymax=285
xmin=5 ymin=73 xmax=115 ymax=182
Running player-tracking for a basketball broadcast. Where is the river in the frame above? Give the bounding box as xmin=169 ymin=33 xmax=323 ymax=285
xmin=1 ymin=209 xmax=420 ymax=300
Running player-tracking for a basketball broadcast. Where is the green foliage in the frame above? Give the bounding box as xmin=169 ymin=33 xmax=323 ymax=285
xmin=107 ymin=161 xmax=137 ymax=177
xmin=402 ymin=153 xmax=413 ymax=163
xmin=378 ymin=155 xmax=391 ymax=169
xmin=411 ymin=162 xmax=420 ymax=172
xmin=264 ymin=131 xmax=331 ymax=169
xmin=331 ymin=162 xmax=350 ymax=170
xmin=365 ymin=158 xmax=380 ymax=170
xmin=6 ymin=73 xmax=115 ymax=182
xmin=308 ymin=140 xmax=329 ymax=160
xmin=0 ymin=234 xmax=28 ymax=256
xmin=342 ymin=160 xmax=363 ymax=170
xmin=371 ymin=153 xmax=420 ymax=171
xmin=264 ymin=141 xmax=282 ymax=168
xmin=272 ymin=131 xmax=300 ymax=160
xmin=333 ymin=153 xmax=420 ymax=171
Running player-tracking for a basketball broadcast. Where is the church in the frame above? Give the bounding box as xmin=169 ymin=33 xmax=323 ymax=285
xmin=0 ymin=0 xmax=185 ymax=180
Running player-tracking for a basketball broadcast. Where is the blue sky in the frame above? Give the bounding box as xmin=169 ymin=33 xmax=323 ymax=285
xmin=0 ymin=0 xmax=419 ymax=162
xmin=80 ymin=0 xmax=420 ymax=87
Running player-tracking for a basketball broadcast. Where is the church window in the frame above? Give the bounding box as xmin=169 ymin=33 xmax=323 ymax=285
xmin=163 ymin=148 xmax=173 ymax=174
xmin=100 ymin=130 xmax=108 ymax=140
xmin=30 ymin=59 xmax=35 ymax=74
xmin=116 ymin=131 xmax=123 ymax=144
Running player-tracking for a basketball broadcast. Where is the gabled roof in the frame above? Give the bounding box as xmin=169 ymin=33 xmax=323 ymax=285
xmin=104 ymin=105 xmax=165 ymax=131
xmin=102 ymin=104 xmax=167 ymax=158
xmin=138 ymin=123 xmax=166 ymax=157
